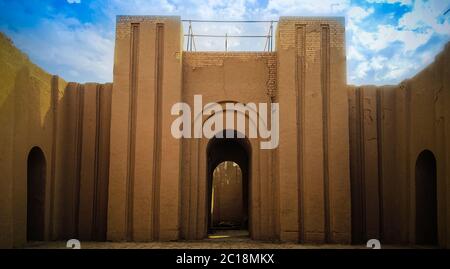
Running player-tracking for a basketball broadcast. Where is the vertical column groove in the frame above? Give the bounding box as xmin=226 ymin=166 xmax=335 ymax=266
xmin=321 ymin=25 xmax=331 ymax=242
xmin=357 ymin=88 xmax=367 ymax=240
xmin=152 ymin=23 xmax=164 ymax=240
xmin=73 ymin=84 xmax=84 ymax=238
xmin=126 ymin=23 xmax=139 ymax=241
xmin=296 ymin=24 xmax=305 ymax=242
xmin=376 ymin=89 xmax=384 ymax=240
xmin=194 ymin=140 xmax=200 ymax=238
xmin=405 ymin=84 xmax=411 ymax=242
xmin=49 ymin=75 xmax=58 ymax=239
xmin=91 ymin=85 xmax=101 ymax=240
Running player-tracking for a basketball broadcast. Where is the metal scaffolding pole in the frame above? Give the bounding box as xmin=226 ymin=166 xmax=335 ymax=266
xmin=182 ymin=19 xmax=278 ymax=52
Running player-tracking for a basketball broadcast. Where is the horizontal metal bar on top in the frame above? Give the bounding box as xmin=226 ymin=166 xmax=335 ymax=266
xmin=183 ymin=34 xmax=270 ymax=38
xmin=181 ymin=20 xmax=278 ymax=23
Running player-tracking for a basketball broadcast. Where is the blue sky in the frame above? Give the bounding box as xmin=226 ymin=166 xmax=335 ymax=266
xmin=0 ymin=0 xmax=449 ymax=85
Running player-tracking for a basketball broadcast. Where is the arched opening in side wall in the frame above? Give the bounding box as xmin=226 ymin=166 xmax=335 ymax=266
xmin=415 ymin=149 xmax=438 ymax=245
xmin=27 ymin=146 xmax=46 ymax=241
xmin=206 ymin=130 xmax=250 ymax=239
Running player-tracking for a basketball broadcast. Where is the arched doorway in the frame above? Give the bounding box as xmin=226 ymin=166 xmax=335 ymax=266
xmin=27 ymin=146 xmax=46 ymax=241
xmin=206 ymin=130 xmax=250 ymax=238
xmin=415 ymin=149 xmax=437 ymax=245
xmin=211 ymin=161 xmax=243 ymax=229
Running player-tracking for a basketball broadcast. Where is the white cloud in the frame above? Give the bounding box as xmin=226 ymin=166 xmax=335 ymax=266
xmin=68 ymin=0 xmax=450 ymax=84
xmin=369 ymin=56 xmax=388 ymax=71
xmin=5 ymin=16 xmax=114 ymax=82
xmin=365 ymin=0 xmax=412 ymax=6
xmin=399 ymin=0 xmax=450 ymax=35
xmin=3 ymin=0 xmax=449 ymax=85
xmin=346 ymin=0 xmax=450 ymax=85
xmin=347 ymin=6 xmax=374 ymax=23
xmin=353 ymin=61 xmax=370 ymax=80
xmin=265 ymin=0 xmax=350 ymax=15
xmin=346 ymin=6 xmax=374 ymax=35
xmin=419 ymin=50 xmax=434 ymax=65
xmin=351 ymin=23 xmax=433 ymax=52
xmin=380 ymin=55 xmax=415 ymax=81
xmin=347 ymin=46 xmax=366 ymax=61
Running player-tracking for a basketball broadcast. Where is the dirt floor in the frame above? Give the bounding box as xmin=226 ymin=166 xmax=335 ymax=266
xmin=22 ymin=230 xmax=426 ymax=249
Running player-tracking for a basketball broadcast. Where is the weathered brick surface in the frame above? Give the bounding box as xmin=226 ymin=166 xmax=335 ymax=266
xmin=1 ymin=15 xmax=450 ymax=249
xmin=348 ymin=44 xmax=450 ymax=248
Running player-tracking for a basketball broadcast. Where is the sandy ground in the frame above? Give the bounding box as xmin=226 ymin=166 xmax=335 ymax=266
xmin=23 ymin=241 xmax=361 ymax=249
xmin=23 ymin=240 xmax=427 ymax=249
xmin=22 ymin=231 xmax=422 ymax=249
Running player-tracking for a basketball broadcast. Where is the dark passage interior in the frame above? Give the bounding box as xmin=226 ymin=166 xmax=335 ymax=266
xmin=207 ymin=130 xmax=250 ymax=238
xmin=27 ymin=146 xmax=46 ymax=241
xmin=415 ymin=149 xmax=438 ymax=245
xmin=211 ymin=161 xmax=243 ymax=228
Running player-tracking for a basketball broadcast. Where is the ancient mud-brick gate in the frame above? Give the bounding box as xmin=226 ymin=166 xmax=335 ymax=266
xmin=3 ymin=15 xmax=450 ymax=249
xmin=107 ymin=16 xmax=350 ymax=243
